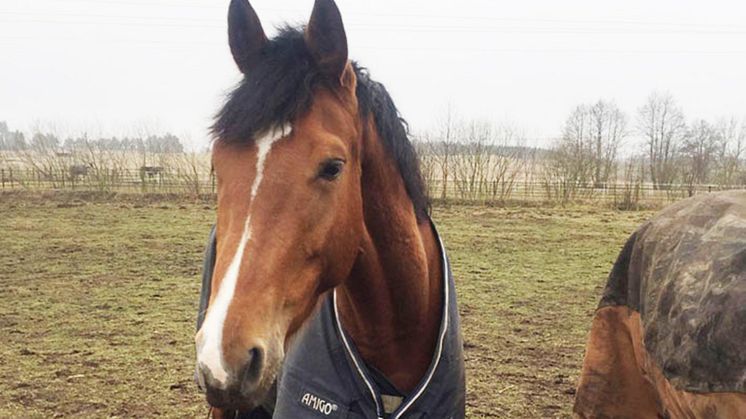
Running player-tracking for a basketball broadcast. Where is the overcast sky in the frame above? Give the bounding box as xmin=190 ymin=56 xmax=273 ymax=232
xmin=1 ymin=0 xmax=745 ymax=149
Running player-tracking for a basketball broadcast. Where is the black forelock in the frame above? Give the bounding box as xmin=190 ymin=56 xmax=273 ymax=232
xmin=211 ymin=26 xmax=320 ymax=143
xmin=212 ymin=26 xmax=430 ymax=219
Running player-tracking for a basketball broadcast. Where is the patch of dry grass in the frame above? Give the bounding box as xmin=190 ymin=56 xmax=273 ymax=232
xmin=0 ymin=196 xmax=653 ymax=418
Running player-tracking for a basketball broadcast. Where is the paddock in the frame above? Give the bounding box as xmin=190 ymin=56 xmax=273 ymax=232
xmin=0 ymin=192 xmax=652 ymax=418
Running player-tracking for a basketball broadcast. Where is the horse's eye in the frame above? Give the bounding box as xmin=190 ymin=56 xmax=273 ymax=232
xmin=318 ymin=159 xmax=345 ymax=181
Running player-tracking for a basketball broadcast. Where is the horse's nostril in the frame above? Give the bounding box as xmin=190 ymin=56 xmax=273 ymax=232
xmin=242 ymin=347 xmax=264 ymax=390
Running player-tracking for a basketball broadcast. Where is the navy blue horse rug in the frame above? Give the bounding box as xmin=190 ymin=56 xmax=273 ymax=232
xmin=197 ymin=223 xmax=466 ymax=419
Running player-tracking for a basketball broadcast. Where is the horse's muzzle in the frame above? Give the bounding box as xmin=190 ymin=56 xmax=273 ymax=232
xmin=197 ymin=347 xmax=266 ymax=410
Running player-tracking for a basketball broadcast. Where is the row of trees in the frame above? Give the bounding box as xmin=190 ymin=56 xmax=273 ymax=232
xmin=0 ymin=122 xmax=25 ymax=151
xmin=0 ymin=122 xmax=209 ymax=195
xmin=548 ymin=92 xmax=745 ymax=200
xmin=0 ymin=122 xmax=185 ymax=153
xmin=61 ymin=134 xmax=184 ymax=154
xmin=415 ymin=106 xmax=543 ymax=201
xmin=413 ymin=93 xmax=744 ymax=205
xmin=2 ymin=91 xmax=744 ymax=204
xmin=548 ymin=100 xmax=627 ymax=192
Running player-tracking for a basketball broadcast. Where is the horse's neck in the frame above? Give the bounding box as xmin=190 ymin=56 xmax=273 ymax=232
xmin=335 ymin=120 xmax=443 ymax=394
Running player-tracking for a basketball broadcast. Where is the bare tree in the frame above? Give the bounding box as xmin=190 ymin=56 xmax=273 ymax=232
xmin=163 ymin=151 xmax=211 ymax=198
xmin=545 ymin=105 xmax=599 ymax=200
xmin=543 ymin=105 xmax=628 ymax=204
xmin=588 ymin=100 xmax=627 ymax=186
xmin=715 ymin=117 xmax=745 ymax=186
xmin=452 ymin=120 xmax=491 ymax=200
xmin=14 ymin=122 xmax=71 ymax=188
xmin=131 ymin=118 xmax=162 ymax=168
xmin=681 ymin=119 xmax=721 ymax=194
xmin=428 ymin=104 xmax=460 ymax=200
xmin=75 ymin=133 xmax=127 ymax=192
xmin=637 ymin=92 xmax=686 ymax=189
xmin=617 ymin=154 xmax=646 ymax=210
xmin=484 ymin=124 xmax=528 ymax=201
xmin=542 ymin=137 xmax=595 ymax=203
xmin=519 ymin=146 xmax=540 ymax=201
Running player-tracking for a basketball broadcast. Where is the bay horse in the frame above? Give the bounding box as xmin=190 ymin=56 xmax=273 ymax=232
xmin=194 ymin=0 xmax=465 ymax=418
xmin=574 ymin=191 xmax=746 ymax=418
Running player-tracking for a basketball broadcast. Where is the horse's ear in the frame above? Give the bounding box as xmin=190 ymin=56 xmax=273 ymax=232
xmin=305 ymin=0 xmax=348 ymax=83
xmin=228 ymin=0 xmax=267 ymax=74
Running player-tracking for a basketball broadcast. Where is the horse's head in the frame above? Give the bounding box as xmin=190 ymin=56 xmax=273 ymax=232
xmin=195 ymin=0 xmax=365 ymax=410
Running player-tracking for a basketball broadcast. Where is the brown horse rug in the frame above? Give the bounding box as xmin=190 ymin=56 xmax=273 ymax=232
xmin=575 ymin=191 xmax=746 ymax=418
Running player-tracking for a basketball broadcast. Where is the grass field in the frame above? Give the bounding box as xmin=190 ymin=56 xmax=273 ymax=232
xmin=0 ymin=193 xmax=653 ymax=418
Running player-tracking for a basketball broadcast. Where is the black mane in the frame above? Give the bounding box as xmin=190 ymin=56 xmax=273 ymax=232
xmin=212 ymin=27 xmax=429 ymax=219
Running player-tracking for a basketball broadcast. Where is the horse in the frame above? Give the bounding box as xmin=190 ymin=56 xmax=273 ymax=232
xmin=574 ymin=191 xmax=746 ymax=418
xmin=69 ymin=164 xmax=90 ymax=179
xmin=194 ymin=1 xmax=465 ymax=418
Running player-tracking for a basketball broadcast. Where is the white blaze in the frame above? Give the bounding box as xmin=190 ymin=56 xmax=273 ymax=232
xmin=197 ymin=125 xmax=289 ymax=387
